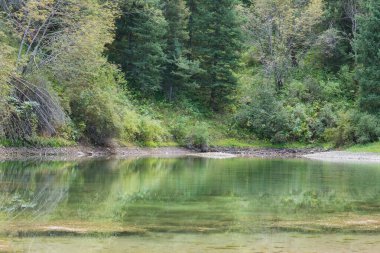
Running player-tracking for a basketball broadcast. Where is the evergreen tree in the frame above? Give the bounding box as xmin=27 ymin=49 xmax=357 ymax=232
xmin=161 ymin=0 xmax=199 ymax=101
xmin=189 ymin=0 xmax=243 ymax=111
xmin=356 ymin=0 xmax=380 ymax=114
xmin=108 ymin=0 xmax=167 ymax=94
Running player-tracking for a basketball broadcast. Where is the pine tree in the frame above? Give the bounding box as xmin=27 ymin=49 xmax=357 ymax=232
xmin=189 ymin=0 xmax=243 ymax=112
xmin=108 ymin=0 xmax=167 ymax=94
xmin=161 ymin=0 xmax=199 ymax=101
xmin=356 ymin=0 xmax=380 ymax=114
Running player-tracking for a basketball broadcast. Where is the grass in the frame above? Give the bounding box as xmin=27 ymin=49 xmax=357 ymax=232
xmin=141 ymin=141 xmax=180 ymax=148
xmin=346 ymin=142 xmax=380 ymax=153
xmin=274 ymin=142 xmax=333 ymax=150
xmin=210 ymin=138 xmax=285 ymax=148
xmin=0 ymin=137 xmax=75 ymax=148
xmin=210 ymin=138 xmax=331 ymax=150
xmin=0 ymin=135 xmax=332 ymax=151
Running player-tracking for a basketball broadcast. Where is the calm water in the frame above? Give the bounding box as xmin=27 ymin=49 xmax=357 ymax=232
xmin=0 ymin=157 xmax=380 ymax=252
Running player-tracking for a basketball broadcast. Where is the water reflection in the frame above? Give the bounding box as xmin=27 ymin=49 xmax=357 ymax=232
xmin=0 ymin=161 xmax=76 ymax=223
xmin=0 ymin=158 xmax=379 ymax=234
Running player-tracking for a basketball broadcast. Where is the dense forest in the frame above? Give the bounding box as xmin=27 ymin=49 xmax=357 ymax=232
xmin=0 ymin=0 xmax=379 ymax=149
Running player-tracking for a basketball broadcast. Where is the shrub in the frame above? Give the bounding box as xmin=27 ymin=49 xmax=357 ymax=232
xmin=169 ymin=116 xmax=191 ymax=144
xmin=236 ymin=86 xmax=291 ymax=144
xmin=185 ymin=123 xmax=210 ymax=151
xmin=285 ymin=80 xmax=307 ymax=103
xmin=271 ymin=131 xmax=289 ymax=144
xmin=325 ymin=110 xmax=356 ymax=146
xmin=122 ymin=110 xmax=142 ymax=142
xmin=356 ymin=113 xmax=380 ymax=144
xmin=286 ymin=104 xmax=312 ymax=142
xmin=322 ymin=80 xmax=341 ymax=99
xmin=325 ymin=110 xmax=380 ymax=146
xmin=338 ymin=65 xmax=357 ymax=101
xmin=70 ymin=85 xmax=125 ymax=145
xmin=138 ymin=117 xmax=169 ymax=145
xmin=304 ymin=77 xmax=323 ymax=102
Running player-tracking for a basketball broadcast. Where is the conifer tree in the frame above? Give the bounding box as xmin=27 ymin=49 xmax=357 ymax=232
xmin=109 ymin=0 xmax=167 ymax=94
xmin=356 ymin=0 xmax=380 ymax=114
xmin=189 ymin=0 xmax=243 ymax=111
xmin=161 ymin=0 xmax=199 ymax=101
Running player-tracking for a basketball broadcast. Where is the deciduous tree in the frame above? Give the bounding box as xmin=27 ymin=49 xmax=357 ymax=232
xmin=244 ymin=0 xmax=323 ymax=89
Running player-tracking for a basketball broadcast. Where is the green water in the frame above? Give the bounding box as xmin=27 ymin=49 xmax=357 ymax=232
xmin=0 ymin=157 xmax=380 ymax=252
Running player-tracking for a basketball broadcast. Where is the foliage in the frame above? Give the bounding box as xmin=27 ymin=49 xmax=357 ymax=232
xmin=184 ymin=123 xmax=210 ymax=151
xmin=108 ymin=0 xmax=167 ymax=94
xmin=325 ymin=110 xmax=380 ymax=146
xmin=355 ymin=0 xmax=380 ymax=115
xmin=236 ymin=86 xmax=290 ymax=144
xmin=69 ymin=79 xmax=125 ymax=145
xmin=138 ymin=117 xmax=169 ymax=146
xmin=0 ymin=136 xmax=74 ymax=148
xmin=169 ymin=115 xmax=192 ymax=144
xmin=0 ymin=0 xmax=379 ymax=148
xmin=189 ymin=0 xmax=243 ymax=111
xmin=161 ymin=0 xmax=200 ymax=101
xmin=243 ymin=0 xmax=324 ymax=89
xmin=0 ymin=16 xmax=16 ymax=138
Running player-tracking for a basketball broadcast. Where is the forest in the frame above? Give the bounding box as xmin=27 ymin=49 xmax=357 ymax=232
xmin=0 ymin=0 xmax=379 ymax=150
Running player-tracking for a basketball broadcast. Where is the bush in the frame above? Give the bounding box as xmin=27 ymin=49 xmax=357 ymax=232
xmin=281 ymin=101 xmax=339 ymax=143
xmin=325 ymin=110 xmax=380 ymax=146
xmin=322 ymin=80 xmax=341 ymax=99
xmin=138 ymin=117 xmax=169 ymax=146
xmin=70 ymin=86 xmax=124 ymax=145
xmin=286 ymin=104 xmax=312 ymax=142
xmin=185 ymin=123 xmax=210 ymax=151
xmin=121 ymin=110 xmax=142 ymax=142
xmin=325 ymin=110 xmax=357 ymax=146
xmin=168 ymin=115 xmax=194 ymax=144
xmin=356 ymin=114 xmax=380 ymax=144
xmin=338 ymin=65 xmax=357 ymax=101
xmin=284 ymin=80 xmax=308 ymax=103
xmin=2 ymin=99 xmax=39 ymax=140
xmin=236 ymin=86 xmax=291 ymax=144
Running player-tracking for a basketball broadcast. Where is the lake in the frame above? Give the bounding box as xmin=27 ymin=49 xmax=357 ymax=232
xmin=0 ymin=157 xmax=379 ymax=252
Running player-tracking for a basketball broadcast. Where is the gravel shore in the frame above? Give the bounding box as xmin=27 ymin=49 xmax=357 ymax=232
xmin=208 ymin=147 xmax=324 ymax=158
xmin=1 ymin=146 xmax=379 ymax=162
xmin=0 ymin=146 xmax=193 ymax=161
xmin=304 ymin=151 xmax=380 ymax=163
xmin=0 ymin=146 xmax=322 ymax=161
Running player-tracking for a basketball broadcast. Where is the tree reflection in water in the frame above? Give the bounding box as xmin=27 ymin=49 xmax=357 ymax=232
xmin=0 ymin=158 xmax=379 ymax=234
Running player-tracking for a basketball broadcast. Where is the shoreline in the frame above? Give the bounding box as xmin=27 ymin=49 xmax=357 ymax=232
xmin=0 ymin=146 xmax=379 ymax=162
xmin=0 ymin=146 xmax=194 ymax=161
xmin=304 ymin=151 xmax=380 ymax=163
xmin=0 ymin=146 xmax=323 ymax=161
